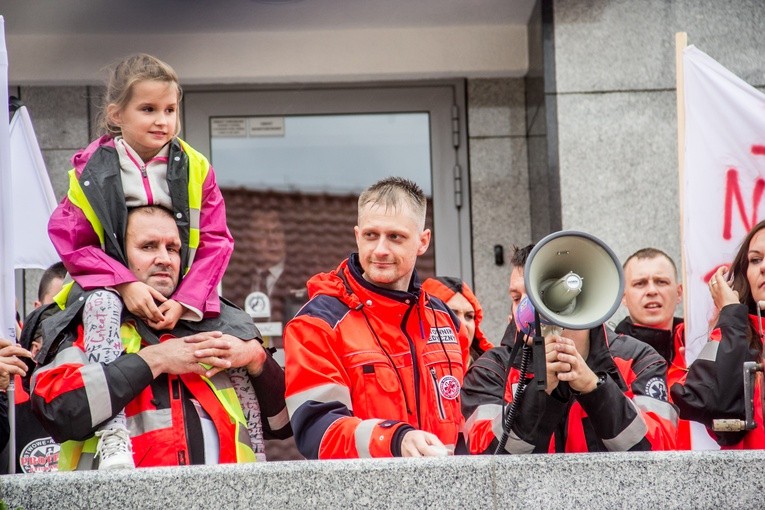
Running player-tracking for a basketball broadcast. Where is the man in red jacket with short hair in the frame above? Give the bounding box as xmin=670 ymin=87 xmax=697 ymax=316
xmin=284 ymin=177 xmax=469 ymax=459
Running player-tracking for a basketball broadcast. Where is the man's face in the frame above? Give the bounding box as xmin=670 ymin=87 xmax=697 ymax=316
xmin=251 ymin=211 xmax=286 ymax=268
xmin=509 ymin=265 xmax=526 ymax=321
xmin=622 ymin=256 xmax=682 ymax=331
xmin=354 ymin=202 xmax=430 ymax=292
xmin=34 ymin=276 xmax=64 ymax=309
xmin=125 ymin=211 xmax=182 ymax=298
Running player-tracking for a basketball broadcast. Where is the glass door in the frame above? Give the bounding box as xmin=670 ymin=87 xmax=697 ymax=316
xmin=184 ymin=83 xmax=471 ymax=354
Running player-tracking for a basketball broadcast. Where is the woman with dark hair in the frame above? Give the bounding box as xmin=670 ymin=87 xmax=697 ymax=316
xmin=421 ymin=277 xmax=494 ymax=364
xmin=671 ymin=220 xmax=765 ymax=449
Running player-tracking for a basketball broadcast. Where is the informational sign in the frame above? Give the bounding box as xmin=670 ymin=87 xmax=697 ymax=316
xmin=248 ymin=117 xmax=285 ymax=137
xmin=211 ymin=118 xmax=247 ymax=138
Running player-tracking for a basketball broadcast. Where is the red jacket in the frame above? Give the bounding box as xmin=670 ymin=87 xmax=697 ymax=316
xmin=671 ymin=304 xmax=765 ymax=449
xmin=283 ymin=255 xmax=470 ymax=459
xmin=462 ymin=325 xmax=678 ymax=454
xmin=31 ymin=320 xmax=289 ymax=468
xmin=615 ymin=317 xmax=691 ymax=449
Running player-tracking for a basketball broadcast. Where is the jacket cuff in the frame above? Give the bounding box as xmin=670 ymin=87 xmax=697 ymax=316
xmin=387 ymin=422 xmax=415 ymax=457
xmin=115 ymin=353 xmax=156 ymax=388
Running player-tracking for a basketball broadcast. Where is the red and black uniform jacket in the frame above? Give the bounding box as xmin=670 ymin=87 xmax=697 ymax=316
xmin=30 ymin=296 xmax=291 ymax=467
xmin=615 ymin=316 xmax=691 ymax=449
xmin=284 ymin=254 xmax=470 ymax=459
xmin=671 ymin=304 xmax=765 ymax=449
xmin=462 ymin=324 xmax=678 ymax=454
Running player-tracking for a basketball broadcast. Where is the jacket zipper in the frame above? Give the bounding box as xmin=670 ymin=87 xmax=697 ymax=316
xmin=139 ymin=163 xmax=155 ymax=205
xmin=171 ymin=377 xmax=188 ymax=465
xmin=401 ymin=303 xmax=421 ymax=429
xmin=429 ymin=367 xmax=446 ymax=420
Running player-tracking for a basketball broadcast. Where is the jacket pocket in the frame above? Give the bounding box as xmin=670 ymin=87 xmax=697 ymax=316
xmin=344 ymin=351 xmax=410 ymax=420
xmin=422 ymin=347 xmax=464 ymax=426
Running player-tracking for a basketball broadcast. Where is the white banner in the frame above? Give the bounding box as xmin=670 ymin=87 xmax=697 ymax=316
xmin=683 ymin=45 xmax=765 ymax=362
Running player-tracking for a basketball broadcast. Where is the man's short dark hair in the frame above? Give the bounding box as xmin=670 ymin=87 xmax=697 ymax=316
xmin=38 ymin=261 xmax=66 ymax=301
xmin=510 ymin=244 xmax=535 ymax=269
xmin=623 ymin=247 xmax=678 ymax=279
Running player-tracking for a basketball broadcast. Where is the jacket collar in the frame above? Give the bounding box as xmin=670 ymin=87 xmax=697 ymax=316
xmin=614 ymin=316 xmax=683 ymax=363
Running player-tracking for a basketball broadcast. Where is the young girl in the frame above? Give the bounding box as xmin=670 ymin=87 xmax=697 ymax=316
xmin=48 ymin=54 xmax=236 ymax=469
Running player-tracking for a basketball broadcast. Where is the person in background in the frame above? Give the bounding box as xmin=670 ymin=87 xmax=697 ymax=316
xmin=461 ymin=244 xmax=678 ymax=454
xmin=4 ymin=261 xmax=68 ymax=473
xmin=33 ymin=261 xmax=66 ymax=309
xmin=616 ymin=248 xmax=690 ymax=449
xmin=284 ymin=177 xmax=469 ymax=458
xmin=422 ymin=277 xmax=494 ymax=363
xmin=672 ymin=220 xmax=765 ymax=448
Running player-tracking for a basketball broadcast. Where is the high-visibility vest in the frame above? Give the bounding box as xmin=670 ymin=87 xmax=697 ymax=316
xmin=58 ymin=321 xmax=257 ymax=470
xmin=65 ymin=137 xmax=208 ymax=274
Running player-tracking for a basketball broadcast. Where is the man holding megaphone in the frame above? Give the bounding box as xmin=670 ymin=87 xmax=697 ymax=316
xmin=461 ymin=234 xmax=678 ymax=454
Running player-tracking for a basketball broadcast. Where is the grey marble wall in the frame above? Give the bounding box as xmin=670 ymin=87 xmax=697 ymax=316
xmin=467 ymin=79 xmax=531 ymax=342
xmin=549 ymin=0 xmax=765 ymax=323
xmin=1 ymin=451 xmax=764 ymax=509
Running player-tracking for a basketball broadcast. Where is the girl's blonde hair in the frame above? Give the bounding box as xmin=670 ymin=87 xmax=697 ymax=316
xmin=97 ymin=53 xmax=182 ymax=137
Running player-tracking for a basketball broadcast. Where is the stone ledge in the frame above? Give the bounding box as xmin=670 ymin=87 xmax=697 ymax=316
xmin=1 ymin=451 xmax=763 ymax=509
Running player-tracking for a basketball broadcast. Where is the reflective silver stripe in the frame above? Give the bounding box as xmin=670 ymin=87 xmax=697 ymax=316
xmin=238 ymin=424 xmax=253 ymax=448
xmin=696 ymin=341 xmax=719 ymax=362
xmin=81 ymin=363 xmax=113 ymax=427
xmin=633 ymin=395 xmax=679 ymax=428
xmin=267 ymin=407 xmax=291 ymax=431
xmin=30 ymin=346 xmax=89 ymax=390
xmin=354 ymin=419 xmax=382 ymax=458
xmin=77 ymin=452 xmax=96 ymax=471
xmin=491 ymin=413 xmax=534 ymax=454
xmin=127 ymin=408 xmax=172 ymax=436
xmin=286 ymin=383 xmax=352 ymax=417
xmin=208 ymin=371 xmax=233 ymax=390
xmin=187 ymin=246 xmax=198 ymax=269
xmin=602 ymin=399 xmax=649 ymax=451
xmin=466 ymin=403 xmax=502 ymax=432
xmin=189 ymin=208 xmax=201 ymax=230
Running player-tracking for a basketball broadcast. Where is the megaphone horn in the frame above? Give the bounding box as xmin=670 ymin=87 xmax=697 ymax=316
xmin=524 ymin=231 xmax=623 ymax=330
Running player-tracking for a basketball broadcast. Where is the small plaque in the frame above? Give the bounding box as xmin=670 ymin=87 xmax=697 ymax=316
xmin=211 ymin=118 xmax=247 ymax=137
xmin=249 ymin=117 xmax=285 ymax=137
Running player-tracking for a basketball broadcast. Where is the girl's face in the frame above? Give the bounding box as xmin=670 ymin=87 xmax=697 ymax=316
xmin=746 ymin=229 xmax=765 ymax=303
xmin=108 ymin=79 xmax=179 ymax=161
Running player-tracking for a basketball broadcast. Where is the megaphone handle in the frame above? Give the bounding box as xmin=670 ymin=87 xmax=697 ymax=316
xmin=532 ymin=309 xmax=547 ymax=392
xmin=532 ymin=334 xmax=547 ymax=391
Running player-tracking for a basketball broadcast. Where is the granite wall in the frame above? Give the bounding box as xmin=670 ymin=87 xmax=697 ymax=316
xmin=1 ymin=451 xmax=763 ymax=509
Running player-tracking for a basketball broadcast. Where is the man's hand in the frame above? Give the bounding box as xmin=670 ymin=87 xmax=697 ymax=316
xmin=400 ymin=430 xmax=451 ymax=457
xmin=547 ymin=335 xmax=598 ymax=394
xmin=116 ymin=281 xmax=166 ymax=323
xmin=188 ymin=334 xmax=267 ymax=378
xmin=148 ymin=299 xmax=184 ymax=330
xmin=138 ymin=331 xmax=226 ymax=378
xmin=0 ymin=338 xmax=34 ymax=390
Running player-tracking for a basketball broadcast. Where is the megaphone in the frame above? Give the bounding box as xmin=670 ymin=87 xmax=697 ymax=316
xmin=524 ymin=230 xmax=623 ymax=330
